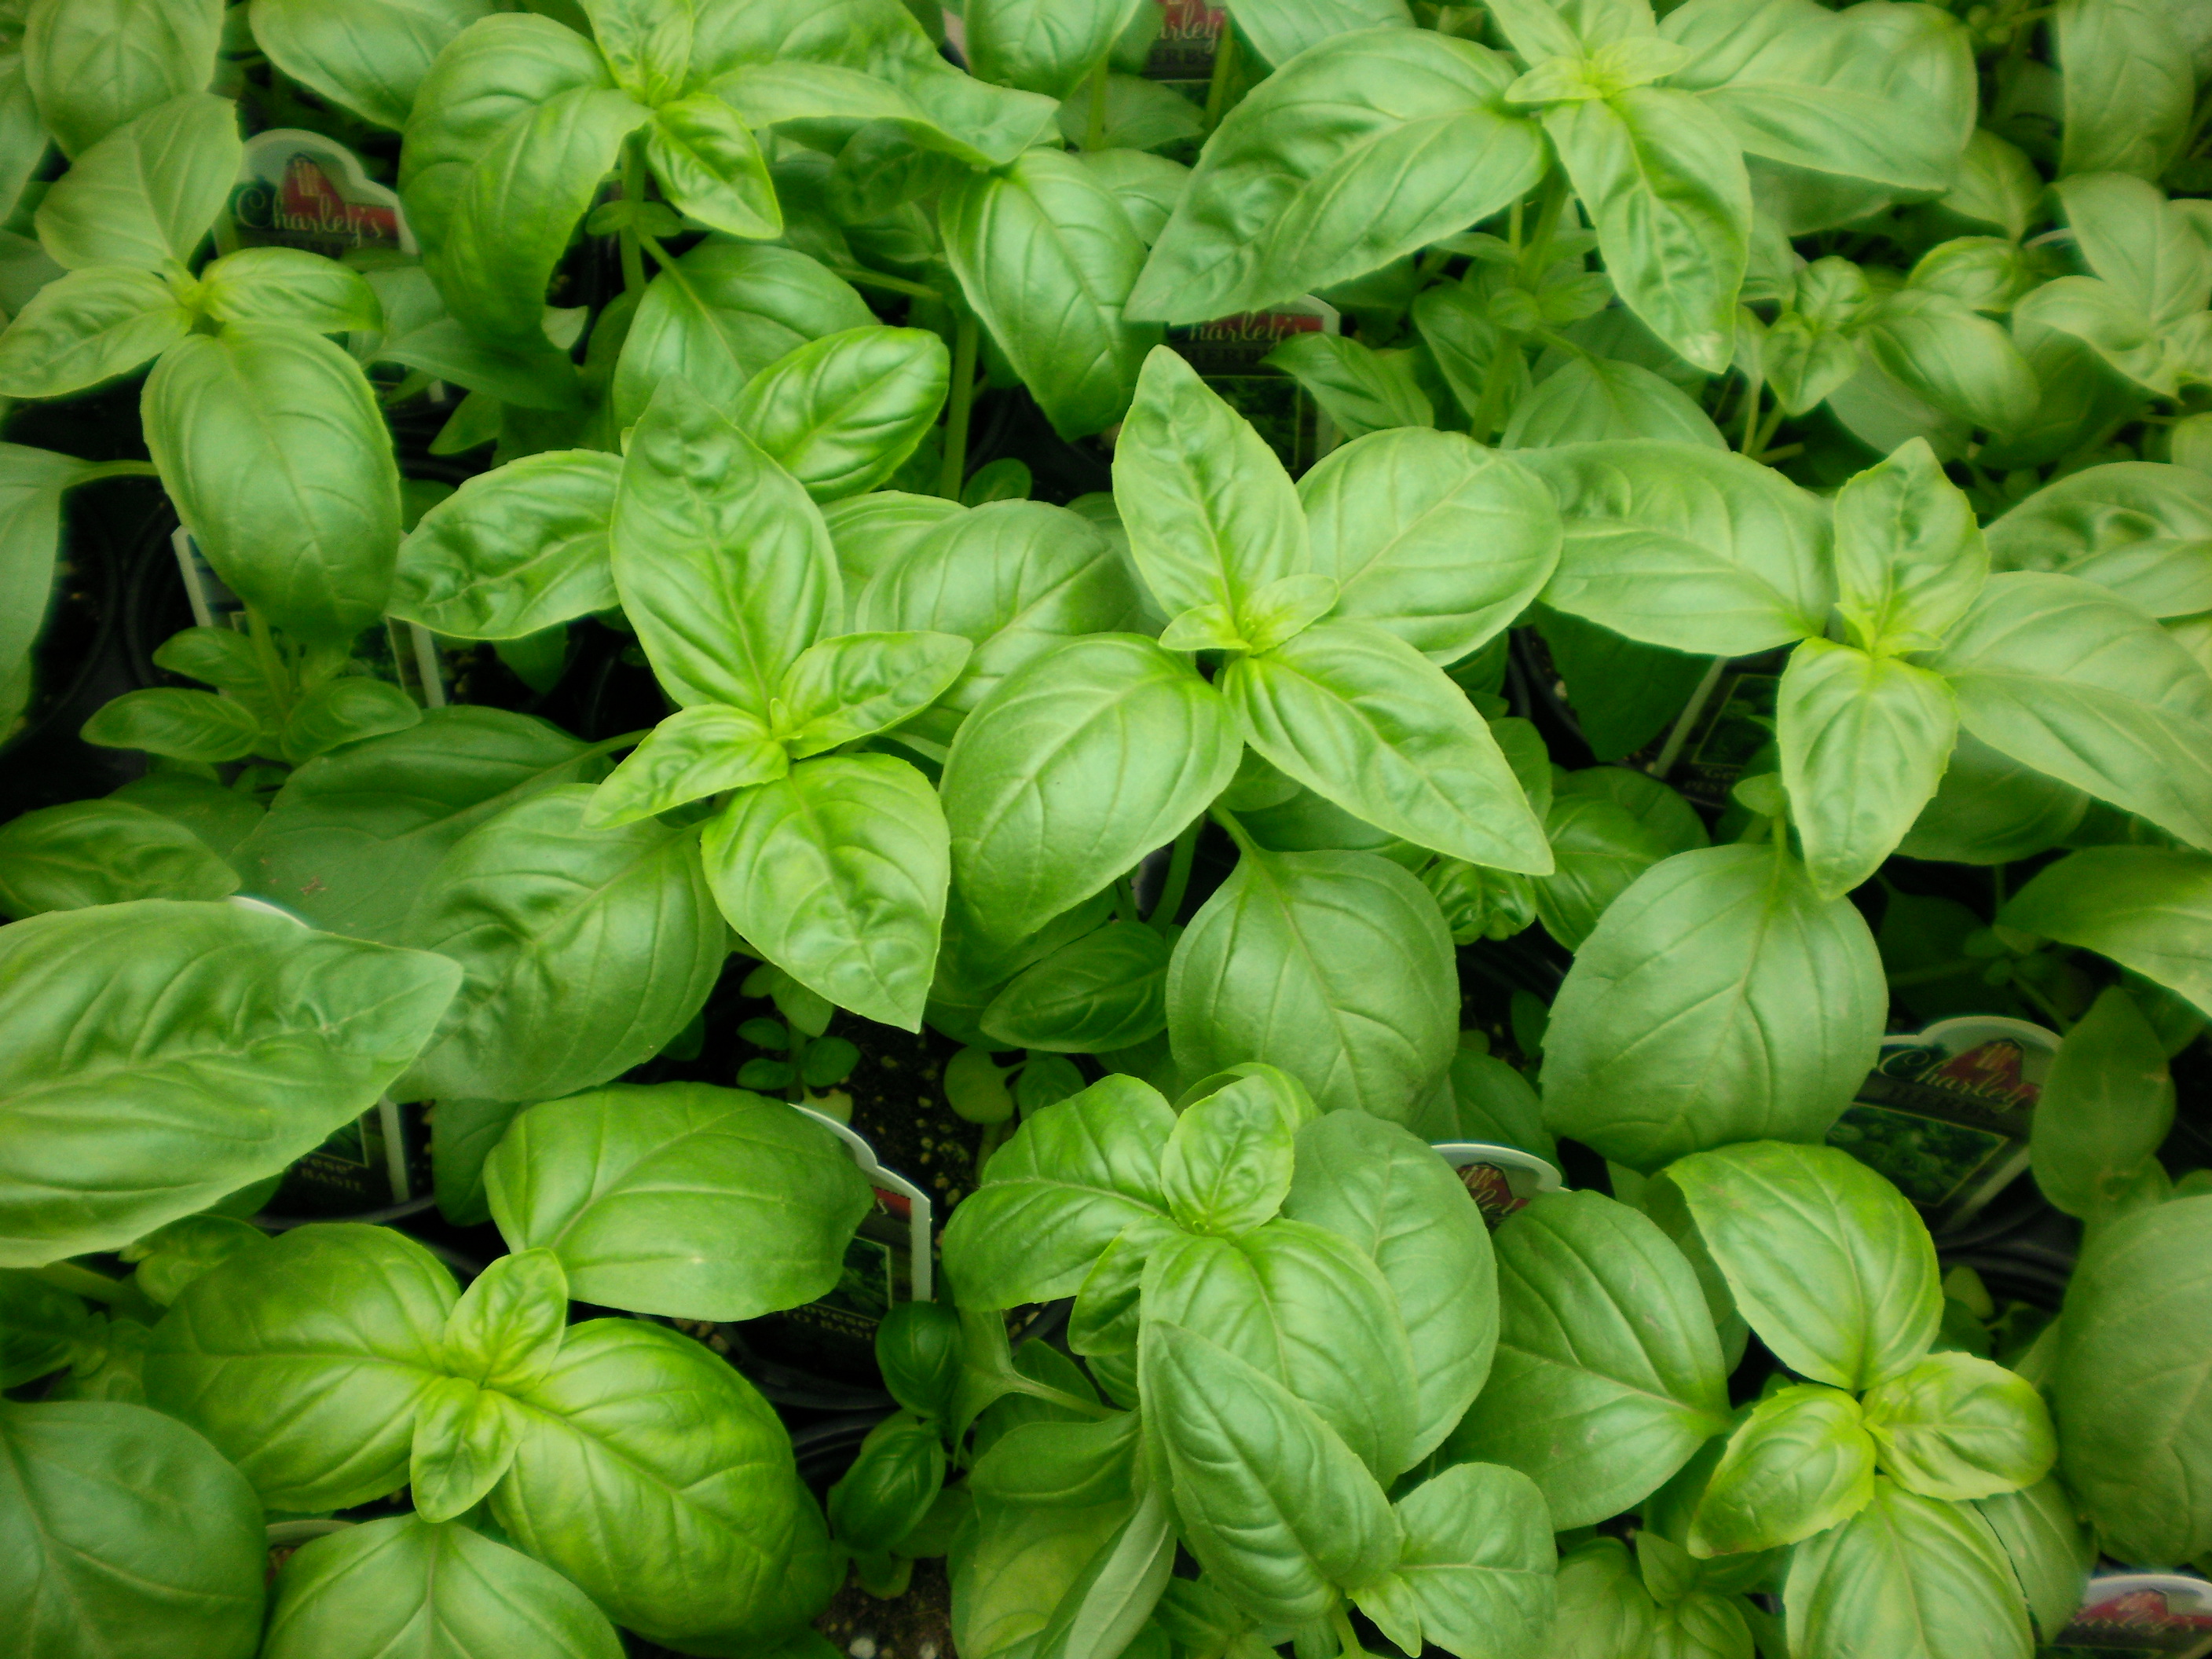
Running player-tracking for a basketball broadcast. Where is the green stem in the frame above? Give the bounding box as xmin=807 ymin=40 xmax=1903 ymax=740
xmin=1001 ymin=1375 xmax=1119 ymax=1420
xmin=1209 ymin=804 xmax=1261 ymax=859
xmin=68 ymin=460 xmax=161 ymax=487
xmin=244 ymin=606 xmax=296 ymax=723
xmin=576 ymin=727 xmax=656 ymax=762
xmin=938 ymin=306 xmax=980 ymax=500
xmin=1113 ymin=876 xmax=1138 ymax=926
xmin=35 ymin=1262 xmax=132 ymax=1305
xmin=1331 ymin=1607 xmax=1365 ymax=1659
xmin=1083 ymin=59 xmax=1111 ymax=151
xmin=1150 ymin=819 xmax=1203 ymax=932
xmin=831 ymin=266 xmax=943 ymax=302
xmin=1648 ymin=656 xmax=1730 ymax=780
xmin=1467 ymin=331 xmax=1525 ymax=444
xmin=1199 ymin=23 xmax=1240 ymax=135
xmin=1515 ymin=170 xmax=1570 ymax=284
xmin=1738 ymin=378 xmax=1763 ymax=455
xmin=618 ymin=134 xmax=648 ymax=296
xmin=2013 ymin=973 xmax=2074 ymax=1034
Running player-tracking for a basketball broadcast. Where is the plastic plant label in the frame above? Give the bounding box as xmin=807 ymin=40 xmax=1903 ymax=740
xmin=2049 ymin=1573 xmax=2212 ymax=1657
xmin=1142 ymin=0 xmax=1228 ymax=89
xmin=1166 ymin=297 xmax=1342 ymax=474
xmin=229 ymin=129 xmax=416 ymax=258
xmin=1432 ymin=1140 xmax=1566 ymax=1229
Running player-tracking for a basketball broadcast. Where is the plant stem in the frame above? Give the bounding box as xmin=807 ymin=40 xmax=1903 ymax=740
xmin=1150 ymin=820 xmax=1203 ymax=932
xmin=244 ymin=606 xmax=296 ymax=722
xmin=2012 ymin=973 xmax=2074 ymax=1033
xmin=1738 ymin=378 xmax=1763 ymax=455
xmin=1515 ymin=170 xmax=1570 ymax=283
xmin=1084 ymin=59 xmax=1111 ymax=150
xmin=1467 ymin=331 xmax=1524 ymax=444
xmin=938 ymin=306 xmax=980 ymax=500
xmin=1000 ymin=1374 xmax=1119 ymax=1419
xmin=1209 ymin=804 xmax=1261 ymax=859
xmin=35 ymin=1262 xmax=131 ymax=1305
xmin=1200 ymin=24 xmax=1240 ymax=135
xmin=831 ymin=266 xmax=943 ymax=302
xmin=618 ymin=134 xmax=648 ymax=296
xmin=1648 ymin=656 xmax=1730 ymax=780
xmin=69 ymin=460 xmax=161 ymax=487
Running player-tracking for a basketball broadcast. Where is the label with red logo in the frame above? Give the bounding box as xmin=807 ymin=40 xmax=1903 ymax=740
xmin=2050 ymin=1573 xmax=2212 ymax=1657
xmin=229 ymin=129 xmax=414 ymax=258
xmin=1143 ymin=0 xmax=1227 ymax=83
xmin=1431 ymin=1141 xmax=1566 ymax=1231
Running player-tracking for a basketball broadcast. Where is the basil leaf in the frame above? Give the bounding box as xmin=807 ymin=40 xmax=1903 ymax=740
xmin=1664 ymin=1140 xmax=1941 ymax=1393
xmin=1415 ymin=282 xmax=1533 ymax=430
xmin=1521 ymin=439 xmax=1833 ymax=656
xmin=940 ymin=1074 xmax=1174 ymax=1307
xmin=1263 ymin=332 xmax=1433 ymax=438
xmin=1548 ymin=1540 xmax=1660 ymax=1659
xmin=1898 ymin=728 xmax=2088 ymax=866
xmin=1861 ymin=1352 xmax=2055 ymax=1503
xmin=714 ymin=60 xmax=1060 ymax=170
xmin=943 ymin=633 xmax=1240 ymax=946
xmin=2001 ymin=847 xmax=2212 ymax=1016
xmin=250 ymin=0 xmax=492 ymax=132
xmin=1985 ymin=460 xmax=2212 ymax=621
xmin=0 ymin=266 xmax=190 ymax=398
xmin=1778 ymin=639 xmax=1957 ymax=899
xmin=1972 ymin=1478 xmax=2092 ymax=1640
xmin=1784 ymin=1478 xmax=2032 ymax=1659
xmin=776 ymin=629 xmax=971 ymax=756
xmin=278 ymin=676 xmax=423 ymax=765
xmin=33 ymin=91 xmax=237 ymax=270
xmin=2052 ymin=1193 xmax=2212 ymax=1566
xmin=1232 ymin=0 xmax=1417 ymax=67
xmin=390 ymin=449 xmax=620 ymax=640
xmin=399 ymin=787 xmax=723 ymax=1102
xmin=485 ymin=1082 xmax=873 ymax=1322
xmin=1445 ymin=1190 xmax=1730 ymax=1528
xmin=368 ymin=269 xmax=584 ymax=412
xmin=584 ymin=705 xmax=786 ymax=828
xmin=1284 ymin=1109 xmax=1499 ymax=1465
xmin=1356 ymin=1460 xmax=1554 ymax=1659
xmin=822 ymin=489 xmax=965 ymax=598
xmin=1532 ymin=788 xmax=1678 ymax=951
xmin=944 ymin=147 xmax=1159 ymax=441
xmin=982 ymin=921 xmax=1173 ymax=1053
xmin=967 ymin=0 xmax=1145 ymax=97
xmin=612 ymin=375 xmax=838 ymax=715
xmin=2031 ymin=984 xmax=2175 ymax=1221
xmin=703 ymin=753 xmax=947 ymax=1031
xmin=1167 ymin=847 xmax=1459 ymax=1123
xmin=493 ymin=1318 xmax=837 ymax=1652
xmin=0 ymin=798 xmax=240 ymax=916
xmin=2056 ymin=172 xmax=2210 ymax=330
xmin=1928 ymin=571 xmax=2212 ymax=851
xmin=236 ymin=706 xmax=608 ymax=942
xmin=1832 ymin=435 xmax=1987 ymax=655
xmin=1141 ymin=1317 xmax=1399 ymax=1623
xmin=733 ymin=324 xmax=950 ymax=502
xmin=262 ymin=1513 xmax=622 ymax=1659
xmin=1688 ymin=1384 xmax=1875 ymax=1557
xmin=1541 ymin=847 xmax=1886 ymax=1170
xmin=146 ymin=1224 xmax=456 ymax=1507
xmin=199 ymin=247 xmax=380 ymax=334
xmin=956 ymin=1494 xmax=1137 ymax=1659
xmin=81 ymin=687 xmax=264 ymax=763
xmin=2054 ymin=0 xmax=2195 ymax=181
xmin=648 ymin=92 xmax=780 ymax=239
xmin=0 ymin=1399 xmax=265 ymax=1657
xmin=1543 ymin=90 xmax=1749 ymax=373
xmin=1128 ymin=31 xmax=1545 ymax=323
xmin=1503 ymin=353 xmax=1729 ymax=450
xmin=1859 ymin=290 xmax=2039 ymax=434
xmin=23 ymin=0 xmax=221 ymax=158
xmin=1300 ymin=428 xmax=1561 ymax=665
xmin=145 ymin=323 xmax=402 ymax=643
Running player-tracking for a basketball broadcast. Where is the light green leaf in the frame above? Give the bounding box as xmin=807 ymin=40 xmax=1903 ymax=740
xmin=775 ymin=629 xmax=971 ymax=756
xmin=279 ymin=676 xmax=423 ymax=765
xmin=1544 ymin=1540 xmax=1659 ymax=1659
xmin=34 ymin=91 xmax=238 ymax=270
xmin=1833 ymin=436 xmax=1988 ymax=655
xmin=1665 ymin=1139 xmax=1941 ymax=1393
xmin=649 ymin=91 xmax=781 ymax=239
xmin=2013 ymin=273 xmax=2178 ymax=397
xmin=1688 ymin=1384 xmax=1875 ymax=1557
xmin=982 ymin=922 xmax=1172 ymax=1054
xmin=1860 ymin=290 xmax=2039 ymax=434
xmin=2056 ymin=0 xmax=2194 ymax=181
xmin=390 ymin=449 xmax=621 ymax=640
xmin=410 ymin=1375 xmax=521 ymax=1522
xmin=583 ymin=707 xmax=782 ymax=828
xmin=1503 ymin=353 xmax=1728 ymax=450
xmin=1064 ymin=82 xmax=1204 ymax=167
xmin=0 ymin=266 xmax=191 ymax=398
xmin=1972 ymin=1478 xmax=2092 ymax=1642
xmin=2032 ymin=984 xmax=2176 ymax=1221
xmin=733 ymin=324 xmax=950 ymax=502
xmin=714 ymin=58 xmax=1060 ymax=170
xmin=1785 ymin=1478 xmax=2033 ymax=1659
xmin=1862 ymin=1352 xmax=2056 ymax=1502
xmin=1262 ymin=332 xmax=1432 ymax=438
xmin=249 ymin=0 xmax=493 ymax=132
xmin=1231 ymin=0 xmax=1416 ymax=67
xmin=822 ymin=489 xmax=965 ymax=598
xmin=2056 ymin=172 xmax=2211 ymax=330
xmin=1984 ymin=460 xmax=2212 ymax=621
xmin=967 ymin=0 xmax=1145 ymax=98
xmin=200 ymin=246 xmax=381 ymax=332
xmin=1532 ymin=777 xmax=1695 ymax=953
xmin=80 ymin=687 xmax=264 ymax=763
xmin=1353 ymin=1461 xmax=1555 ymax=1659
xmin=2003 ymin=844 xmax=2212 ymax=1016
xmin=23 ymin=0 xmax=222 ymax=158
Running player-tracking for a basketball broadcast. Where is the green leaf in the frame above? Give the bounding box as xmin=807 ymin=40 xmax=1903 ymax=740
xmin=584 ymin=704 xmax=787 ymax=828
xmin=822 ymin=489 xmax=964 ymax=595
xmin=648 ymin=92 xmax=780 ymax=238
xmin=1832 ymin=436 xmax=1988 ymax=656
xmin=1521 ymin=439 xmax=1833 ymax=656
xmin=1985 ymin=460 xmax=2212 ymax=621
xmin=830 ymin=1409 xmax=946 ymax=1555
xmin=368 ymin=269 xmax=583 ymax=412
xmin=199 ymin=246 xmax=382 ymax=332
xmin=1167 ymin=847 xmax=1459 ymax=1123
xmin=1972 ymin=1477 xmax=2092 ymax=1642
xmin=1127 ymin=31 xmax=1545 ymax=324
xmin=612 ymin=375 xmax=838 ymax=715
xmin=1860 ymin=290 xmax=2039 ymax=434
xmin=1225 ymin=621 xmax=1552 ymax=872
xmin=491 ymin=1318 xmax=836 ymax=1651
xmin=485 ymin=1082 xmax=873 ymax=1322
xmin=250 ymin=0 xmax=493 ymax=132
xmin=1784 ymin=1478 xmax=2033 ymax=1659
xmin=2056 ymin=173 xmax=2211 ymax=331
xmin=280 ymin=676 xmax=423 ymax=764
xmin=981 ymin=921 xmax=1173 ymax=1053
xmin=1262 ymin=333 xmax=1433 ymax=438
xmin=2012 ymin=273 xmax=2179 ymax=397
xmin=1861 ymin=1352 xmax=2056 ymax=1502
xmin=940 ymin=1073 xmax=1174 ymax=1307
xmin=145 ymin=323 xmax=402 ymax=643
xmin=32 ymin=91 xmax=237 ymax=270
xmin=1532 ymin=788 xmax=1679 ymax=953
xmin=775 ymin=629 xmax=971 ymax=756
xmin=1546 ymin=1540 xmax=1659 ymax=1659
xmin=1778 ymin=639 xmax=1957 ymax=899
xmin=399 ymin=787 xmax=724 ymax=1102
xmin=967 ymin=0 xmax=1146 ymax=97
xmin=1160 ymin=1085 xmax=1295 ymax=1238
xmin=432 ymin=1097 xmax=522 ymax=1228
xmin=23 ymin=0 xmax=222 ymax=158
xmin=0 ymin=1400 xmax=265 ymax=1657
xmin=2055 ymin=0 xmax=2195 ymax=181
xmin=1232 ymin=0 xmax=1418 ymax=67
xmin=703 ymin=753 xmax=948 ymax=1030
xmin=954 ymin=1494 xmax=1136 ymax=1659
xmin=943 ymin=147 xmax=1159 ymax=442
xmin=1503 ymin=353 xmax=1728 ymax=450
xmin=943 ymin=633 xmax=1240 ymax=946
xmin=713 ymin=59 xmax=1060 ymax=171
xmin=612 ymin=240 xmax=873 ymax=432
xmin=2001 ymin=846 xmax=2212 ymax=1017
xmin=1141 ymin=1317 xmax=1399 ymax=1624
xmin=1300 ymin=428 xmax=1561 ymax=666
xmin=145 ymin=1224 xmax=457 ymax=1507
xmin=2053 ymin=1193 xmax=2212 ymax=1566
xmin=0 ymin=904 xmax=457 ymax=1265
xmin=1543 ymin=89 xmax=1749 ymax=374
xmin=81 ymin=687 xmax=263 ymax=763
xmin=1443 ymin=1190 xmax=1730 ymax=1528
xmin=1353 ymin=1461 xmax=1555 ymax=1659
xmin=410 ymin=1374 xmax=522 ymax=1522
xmin=0 ymin=266 xmax=191 ymax=398
xmin=1897 ymin=727 xmax=2088 ymax=866
xmin=1665 ymin=1139 xmax=1941 ymax=1393
xmin=0 ymin=798 xmax=240 ymax=917
xmin=234 ymin=705 xmax=610 ymax=942
xmin=1688 ymin=1384 xmax=1876 ymax=1557
xmin=1928 ymin=572 xmax=2212 ymax=851
xmin=262 ymin=1512 xmax=622 ymax=1659
xmin=2032 ymin=984 xmax=2176 ymax=1221
xmin=1541 ymin=847 xmax=1886 ymax=1170
xmin=733 ymin=325 xmax=950 ymax=502
xmin=390 ymin=449 xmax=621 ymax=640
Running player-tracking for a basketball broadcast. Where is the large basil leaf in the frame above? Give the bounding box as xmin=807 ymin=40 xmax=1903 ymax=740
xmin=611 ymin=375 xmax=837 ymax=715
xmin=1225 ymin=621 xmax=1551 ymax=871
xmin=144 ymin=323 xmax=403 ymax=643
xmin=262 ymin=1513 xmax=622 ymax=1659
xmin=1284 ymin=1109 xmax=1497 ymax=1465
xmin=2002 ymin=847 xmax=2212 ymax=1017
xmin=1547 ymin=1540 xmax=1659 ymax=1659
xmin=493 ymin=1318 xmax=837 ymax=1651
xmin=1973 ymin=1478 xmax=2092 ymax=1640
xmin=1445 ymin=1190 xmax=1730 ymax=1529
xmin=734 ymin=325 xmax=950 ymax=502
xmin=1354 ymin=1460 xmax=1555 ymax=1659
xmin=33 ymin=92 xmax=238 ymax=271
xmin=2055 ymin=0 xmax=2194 ymax=181
xmin=251 ymin=0 xmax=492 ymax=131
xmin=822 ymin=490 xmax=964 ymax=598
xmin=1664 ymin=1140 xmax=1941 ymax=1393
xmin=22 ymin=0 xmax=221 ymax=158
xmin=1898 ymin=728 xmax=2089 ymax=867
xmin=0 ymin=267 xmax=192 ymax=398
xmin=2031 ymin=985 xmax=2175 ymax=1222
xmin=981 ymin=921 xmax=1173 ymax=1053
xmin=1928 ymin=571 xmax=2212 ymax=851
xmin=968 ymin=0 xmax=1147 ymax=96
xmin=1520 ymin=440 xmax=1833 ymax=655
xmin=1784 ymin=1478 xmax=2033 ymax=1659
xmin=1985 ymin=461 xmax=2212 ymax=621
xmin=648 ymin=92 xmax=780 ymax=239
xmin=485 ymin=1082 xmax=872 ymax=1321
xmin=1127 ymin=31 xmax=1544 ymax=323
xmin=390 ymin=450 xmax=621 ymax=639
xmin=1688 ymin=1384 xmax=1876 ymax=1557
xmin=1141 ymin=1317 xmax=1399 ymax=1623
xmin=943 ymin=147 xmax=1158 ymax=441
xmin=1832 ymin=434 xmax=1988 ymax=654
xmin=714 ymin=60 xmax=1058 ymax=170
xmin=1860 ymin=290 xmax=2039 ymax=434
xmin=0 ymin=1400 xmax=265 ymax=1657
xmin=398 ymin=787 xmax=723 ymax=1102
xmin=1861 ymin=1352 xmax=2055 ymax=1502
xmin=235 ymin=707 xmax=608 ymax=942
xmin=1166 ymin=847 xmax=1459 ymax=1123
xmin=0 ymin=797 xmax=240 ymax=916
xmin=1533 ymin=781 xmax=1685 ymax=952
xmin=612 ymin=240 xmax=873 ymax=430
xmin=702 ymin=753 xmax=947 ymax=1030
xmin=0 ymin=903 xmax=457 ymax=1265
xmin=943 ymin=633 xmax=1240 ymax=947
xmin=1502 ymin=353 xmax=1729 ymax=450
xmin=1541 ymin=847 xmax=1886 ymax=1170
xmin=146 ymin=1224 xmax=456 ymax=1508
xmin=954 ymin=1493 xmax=1135 ymax=1659
xmin=1299 ymin=427 xmax=1560 ymax=665
xmin=2052 ymin=1193 xmax=2212 ymax=1566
